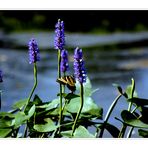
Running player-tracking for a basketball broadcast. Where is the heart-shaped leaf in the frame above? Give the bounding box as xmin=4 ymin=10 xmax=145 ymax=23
xmin=66 ymin=96 xmax=103 ymax=119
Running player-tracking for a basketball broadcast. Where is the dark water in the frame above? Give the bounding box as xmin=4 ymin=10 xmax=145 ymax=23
xmin=1 ymin=32 xmax=148 ymax=137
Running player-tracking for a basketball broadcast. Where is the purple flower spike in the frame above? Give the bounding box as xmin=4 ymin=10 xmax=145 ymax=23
xmin=54 ymin=19 xmax=65 ymax=50
xmin=28 ymin=38 xmax=40 ymax=64
xmin=60 ymin=49 xmax=69 ymax=73
xmin=74 ymin=47 xmax=87 ymax=83
xmin=0 ymin=70 xmax=3 ymax=82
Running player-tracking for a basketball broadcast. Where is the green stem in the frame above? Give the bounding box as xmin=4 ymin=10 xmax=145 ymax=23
xmin=99 ymin=94 xmax=122 ymax=138
xmin=23 ymin=63 xmax=38 ymax=137
xmin=24 ymin=63 xmax=38 ymax=111
xmin=58 ymin=49 xmax=63 ymax=134
xmin=72 ymin=83 xmax=84 ymax=136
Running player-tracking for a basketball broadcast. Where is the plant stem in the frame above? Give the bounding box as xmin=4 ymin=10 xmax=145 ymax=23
xmin=99 ymin=94 xmax=122 ymax=138
xmin=127 ymin=127 xmax=134 ymax=138
xmin=72 ymin=83 xmax=84 ymax=136
xmin=24 ymin=63 xmax=38 ymax=111
xmin=58 ymin=49 xmax=63 ymax=134
xmin=23 ymin=63 xmax=38 ymax=137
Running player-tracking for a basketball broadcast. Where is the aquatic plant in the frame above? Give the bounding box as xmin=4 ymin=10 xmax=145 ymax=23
xmin=0 ymin=19 xmax=148 ymax=138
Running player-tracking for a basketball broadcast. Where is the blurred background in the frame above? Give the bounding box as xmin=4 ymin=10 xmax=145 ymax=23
xmin=1 ymin=10 xmax=148 ymax=137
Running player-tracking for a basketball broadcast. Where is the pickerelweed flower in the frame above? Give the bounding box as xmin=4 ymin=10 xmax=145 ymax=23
xmin=54 ymin=19 xmax=65 ymax=50
xmin=60 ymin=49 xmax=69 ymax=73
xmin=74 ymin=47 xmax=87 ymax=83
xmin=28 ymin=38 xmax=40 ymax=64
xmin=0 ymin=70 xmax=3 ymax=82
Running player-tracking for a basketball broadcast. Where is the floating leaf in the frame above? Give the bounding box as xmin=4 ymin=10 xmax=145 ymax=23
xmin=121 ymin=110 xmax=148 ymax=128
xmin=73 ymin=126 xmax=95 ymax=138
xmin=0 ymin=128 xmax=12 ymax=138
xmin=66 ymin=96 xmax=102 ymax=119
xmin=34 ymin=118 xmax=57 ymax=132
xmin=12 ymin=98 xmax=28 ymax=110
xmin=138 ymin=129 xmax=148 ymax=138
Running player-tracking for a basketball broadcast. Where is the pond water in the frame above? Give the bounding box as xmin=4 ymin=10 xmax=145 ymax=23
xmin=1 ymin=31 xmax=148 ymax=137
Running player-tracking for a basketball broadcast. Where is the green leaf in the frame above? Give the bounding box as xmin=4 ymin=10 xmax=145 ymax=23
xmin=61 ymin=130 xmax=72 ymax=138
xmin=12 ymin=98 xmax=28 ymax=110
xmin=34 ymin=118 xmax=57 ymax=132
xmin=0 ymin=112 xmax=14 ymax=118
xmin=105 ymin=123 xmax=120 ymax=138
xmin=0 ymin=128 xmax=12 ymax=138
xmin=73 ymin=126 xmax=95 ymax=138
xmin=27 ymin=104 xmax=35 ymax=118
xmin=125 ymin=79 xmax=137 ymax=99
xmin=14 ymin=105 xmax=35 ymax=128
xmin=0 ymin=118 xmax=13 ymax=128
xmin=121 ymin=110 xmax=148 ymax=128
xmin=113 ymin=83 xmax=123 ymax=94
xmin=65 ymin=93 xmax=80 ymax=100
xmin=138 ymin=129 xmax=148 ymax=138
xmin=66 ymin=96 xmax=103 ymax=119
xmin=33 ymin=95 xmax=42 ymax=105
xmin=76 ymin=77 xmax=92 ymax=97
xmin=127 ymin=98 xmax=148 ymax=107
xmin=37 ymin=99 xmax=59 ymax=110
xmin=14 ymin=112 xmax=27 ymax=127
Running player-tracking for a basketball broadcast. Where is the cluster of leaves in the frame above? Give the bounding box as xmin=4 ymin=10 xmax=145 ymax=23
xmin=0 ymin=78 xmax=148 ymax=138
